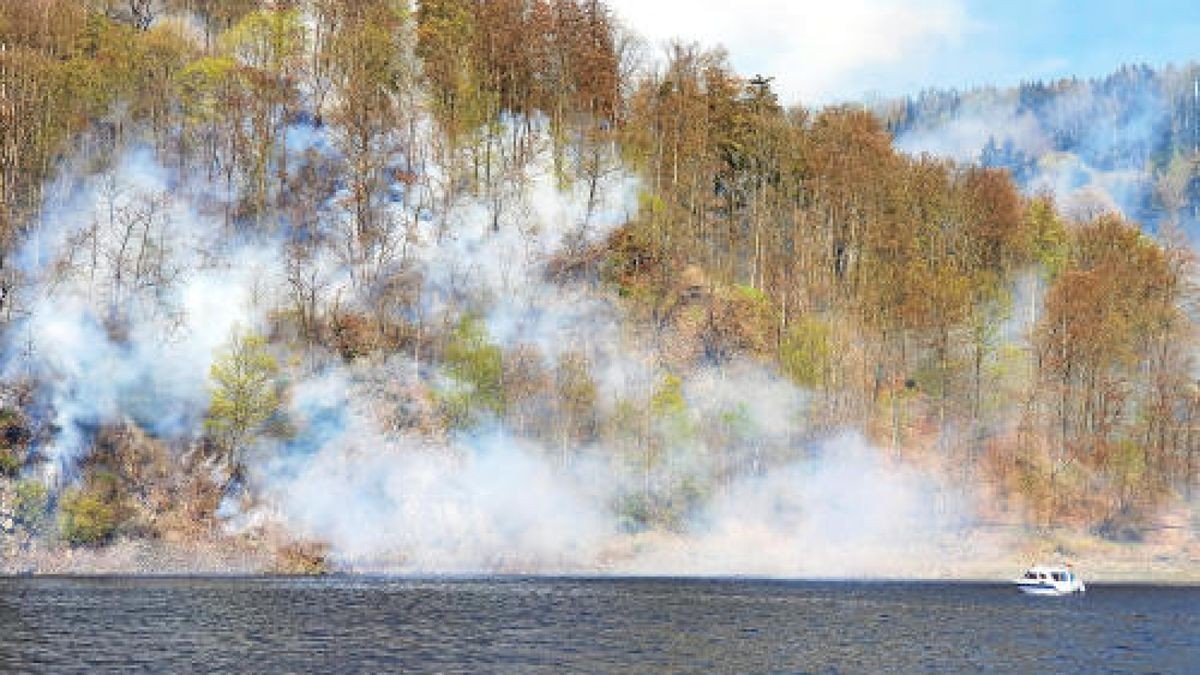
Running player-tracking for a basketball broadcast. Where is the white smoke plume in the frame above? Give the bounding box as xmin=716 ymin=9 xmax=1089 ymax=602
xmin=250 ymin=367 xmax=975 ymax=575
xmin=624 ymin=433 xmax=977 ymax=577
xmin=246 ymin=367 xmax=620 ymax=571
xmin=3 ymin=149 xmax=283 ymax=479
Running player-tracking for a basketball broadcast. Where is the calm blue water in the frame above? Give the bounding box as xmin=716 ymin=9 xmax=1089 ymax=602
xmin=1 ymin=577 xmax=1197 ymax=673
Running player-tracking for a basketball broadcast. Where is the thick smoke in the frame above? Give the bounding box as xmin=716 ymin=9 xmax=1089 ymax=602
xmin=626 ymin=434 xmax=977 ymax=577
xmin=246 ymin=368 xmax=621 ymax=571
xmin=250 ymin=366 xmax=975 ymax=574
xmin=4 ymin=150 xmax=282 ymax=480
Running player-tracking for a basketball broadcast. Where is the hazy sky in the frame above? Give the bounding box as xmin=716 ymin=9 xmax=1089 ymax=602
xmin=607 ymin=0 xmax=1200 ymax=105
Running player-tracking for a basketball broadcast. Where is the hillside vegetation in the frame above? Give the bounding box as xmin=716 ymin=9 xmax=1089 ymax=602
xmin=0 ymin=0 xmax=1196 ymax=572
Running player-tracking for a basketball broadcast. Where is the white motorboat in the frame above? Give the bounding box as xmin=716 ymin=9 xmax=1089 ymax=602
xmin=1014 ymin=564 xmax=1085 ymax=595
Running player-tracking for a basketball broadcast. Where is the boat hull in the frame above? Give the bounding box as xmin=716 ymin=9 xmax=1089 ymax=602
xmin=1017 ymin=578 xmax=1084 ymax=593
xmin=1016 ymin=584 xmax=1081 ymax=596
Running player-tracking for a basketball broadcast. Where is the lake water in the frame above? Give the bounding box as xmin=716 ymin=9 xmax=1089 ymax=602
xmin=1 ymin=576 xmax=1197 ymax=673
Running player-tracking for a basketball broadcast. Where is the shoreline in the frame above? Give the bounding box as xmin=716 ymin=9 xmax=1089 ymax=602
xmin=4 ymin=571 xmax=1200 ymax=585
xmin=4 ymin=557 xmax=1198 ymax=585
xmin=4 ymin=525 xmax=1197 ymax=583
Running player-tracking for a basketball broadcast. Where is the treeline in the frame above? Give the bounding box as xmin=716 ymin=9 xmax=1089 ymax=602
xmin=0 ymin=0 xmax=1196 ymax=547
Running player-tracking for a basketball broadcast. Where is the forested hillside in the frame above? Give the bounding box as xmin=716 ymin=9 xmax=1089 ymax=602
xmin=0 ymin=0 xmax=1196 ymax=573
xmin=884 ymin=64 xmax=1200 ymax=234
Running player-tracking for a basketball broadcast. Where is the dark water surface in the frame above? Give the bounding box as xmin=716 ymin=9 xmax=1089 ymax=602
xmin=1 ymin=576 xmax=1197 ymax=673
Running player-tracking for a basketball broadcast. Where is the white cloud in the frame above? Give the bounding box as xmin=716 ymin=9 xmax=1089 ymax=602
xmin=608 ymin=0 xmax=969 ymax=104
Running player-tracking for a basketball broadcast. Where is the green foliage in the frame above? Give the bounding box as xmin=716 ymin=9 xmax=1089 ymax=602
xmin=416 ymin=0 xmax=486 ymax=142
xmin=206 ymin=331 xmax=282 ymax=455
xmin=650 ymin=373 xmax=693 ymax=442
xmin=59 ymin=473 xmax=124 ymax=546
xmin=60 ymin=493 xmax=119 ymax=546
xmin=14 ymin=480 xmax=50 ymax=534
xmin=175 ymin=56 xmax=241 ymax=122
xmin=340 ymin=1 xmax=410 ymax=76
xmin=439 ymin=316 xmax=505 ymax=427
xmin=780 ymin=316 xmax=832 ymax=388
xmin=638 ymin=191 xmax=667 ymax=219
xmin=733 ymin=284 xmax=769 ymax=307
xmin=1026 ymin=197 xmax=1068 ymax=278
xmin=650 ymin=373 xmax=686 ymax=418
xmin=326 ymin=0 xmax=412 ymax=118
xmin=220 ymin=8 xmax=305 ymax=71
xmin=0 ymin=447 xmax=19 ymax=477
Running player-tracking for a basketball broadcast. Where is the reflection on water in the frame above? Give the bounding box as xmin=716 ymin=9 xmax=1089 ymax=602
xmin=1 ymin=577 xmax=1197 ymax=672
